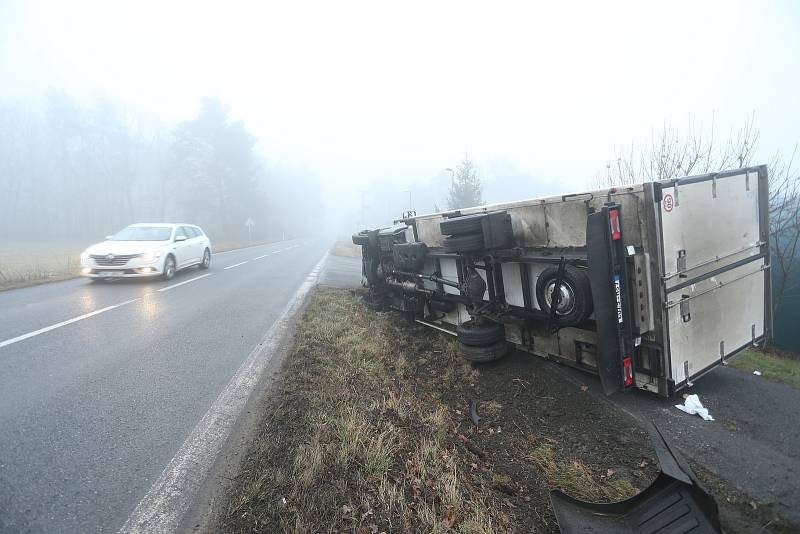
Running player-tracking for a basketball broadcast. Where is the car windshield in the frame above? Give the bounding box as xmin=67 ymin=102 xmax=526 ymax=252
xmin=111 ymin=226 xmax=173 ymax=241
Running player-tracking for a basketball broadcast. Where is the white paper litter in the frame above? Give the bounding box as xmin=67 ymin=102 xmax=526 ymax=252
xmin=675 ymin=394 xmax=714 ymax=421
xmin=753 ymin=371 xmax=762 ymax=376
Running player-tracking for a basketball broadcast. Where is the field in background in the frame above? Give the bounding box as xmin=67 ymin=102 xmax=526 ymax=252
xmin=0 ymin=241 xmax=84 ymax=291
xmin=330 ymin=239 xmax=360 ymax=258
xmin=0 ymin=239 xmax=280 ymax=292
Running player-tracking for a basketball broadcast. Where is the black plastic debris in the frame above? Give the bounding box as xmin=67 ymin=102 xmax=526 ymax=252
xmin=550 ymin=423 xmax=722 ymax=533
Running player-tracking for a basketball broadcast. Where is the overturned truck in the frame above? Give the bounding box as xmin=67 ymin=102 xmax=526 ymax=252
xmin=354 ymin=166 xmax=772 ymax=397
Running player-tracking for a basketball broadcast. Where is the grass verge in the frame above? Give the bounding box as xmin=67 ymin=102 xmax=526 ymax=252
xmin=331 ymin=240 xmax=361 ymax=258
xmin=729 ymin=350 xmax=800 ymax=390
xmin=220 ymin=288 xmax=656 ymax=532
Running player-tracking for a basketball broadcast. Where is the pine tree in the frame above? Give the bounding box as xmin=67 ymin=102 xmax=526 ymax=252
xmin=447 ymin=154 xmax=483 ymax=209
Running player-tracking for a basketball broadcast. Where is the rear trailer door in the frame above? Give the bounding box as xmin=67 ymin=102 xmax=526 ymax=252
xmin=656 ymin=167 xmax=771 ymax=389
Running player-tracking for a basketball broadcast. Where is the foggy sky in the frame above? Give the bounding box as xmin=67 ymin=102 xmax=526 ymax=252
xmin=2 ymin=0 xmax=799 ymax=221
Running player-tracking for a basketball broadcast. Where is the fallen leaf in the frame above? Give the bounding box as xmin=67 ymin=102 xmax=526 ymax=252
xmin=456 ymin=434 xmax=468 ymax=443
xmin=361 ymin=509 xmax=374 ymax=521
xmin=369 ymin=524 xmax=379 ymax=534
xmin=500 ymin=511 xmax=511 ymax=525
xmin=580 ymin=385 xmax=588 ymax=392
xmin=639 ymin=459 xmax=648 ymax=468
xmin=469 ymin=462 xmax=478 ymax=471
xmin=455 ymin=409 xmax=462 ymax=415
xmin=342 ymin=505 xmax=353 ymax=514
xmin=442 ymin=507 xmax=457 ymax=529
xmin=607 ymin=468 xmax=615 ymax=478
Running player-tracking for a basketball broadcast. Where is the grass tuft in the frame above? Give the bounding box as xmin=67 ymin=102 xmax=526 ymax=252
xmin=729 ymin=350 xmax=800 ymax=390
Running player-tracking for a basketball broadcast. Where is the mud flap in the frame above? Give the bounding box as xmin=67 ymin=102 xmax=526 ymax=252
xmin=550 ymin=423 xmax=722 ymax=533
xmin=587 ymin=210 xmax=624 ymax=395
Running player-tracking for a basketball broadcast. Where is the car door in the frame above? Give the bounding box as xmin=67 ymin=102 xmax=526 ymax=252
xmin=173 ymin=227 xmax=194 ymax=267
xmin=186 ymin=226 xmax=203 ymax=263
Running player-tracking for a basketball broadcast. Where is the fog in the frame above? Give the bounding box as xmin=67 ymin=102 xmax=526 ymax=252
xmin=1 ymin=0 xmax=799 ymax=242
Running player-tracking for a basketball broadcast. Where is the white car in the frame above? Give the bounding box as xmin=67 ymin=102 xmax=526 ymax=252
xmin=80 ymin=223 xmax=212 ymax=280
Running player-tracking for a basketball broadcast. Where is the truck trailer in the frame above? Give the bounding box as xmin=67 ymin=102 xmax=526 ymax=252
xmin=353 ymin=166 xmax=772 ymax=397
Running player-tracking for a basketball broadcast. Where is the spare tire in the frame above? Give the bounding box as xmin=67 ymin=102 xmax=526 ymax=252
xmin=535 ymin=265 xmax=593 ymax=326
xmin=459 ymin=340 xmax=509 ymax=363
xmin=457 ymin=319 xmax=505 ymax=346
xmin=440 ymin=213 xmax=486 ymax=236
xmin=443 ymin=232 xmax=484 ymax=253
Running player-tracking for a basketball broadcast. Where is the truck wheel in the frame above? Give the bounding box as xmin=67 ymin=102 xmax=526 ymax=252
xmin=457 ymin=319 xmax=505 ymax=346
xmin=459 ymin=340 xmax=509 ymax=363
xmin=535 ymin=265 xmax=593 ymax=326
xmin=443 ymin=232 xmax=484 ymax=253
xmin=352 ymin=231 xmax=371 ymax=246
xmin=440 ymin=213 xmax=486 ymax=236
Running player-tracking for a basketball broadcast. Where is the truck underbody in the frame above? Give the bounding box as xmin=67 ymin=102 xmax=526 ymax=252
xmin=354 ymin=166 xmax=772 ymax=397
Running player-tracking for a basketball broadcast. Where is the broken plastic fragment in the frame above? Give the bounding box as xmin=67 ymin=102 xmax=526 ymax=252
xmin=675 ymin=394 xmax=714 ymax=421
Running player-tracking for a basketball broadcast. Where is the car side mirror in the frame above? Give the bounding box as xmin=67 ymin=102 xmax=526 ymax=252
xmin=175 ymin=235 xmax=188 ymax=242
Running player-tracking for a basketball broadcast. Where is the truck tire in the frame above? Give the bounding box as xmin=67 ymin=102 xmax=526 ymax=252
xmin=535 ymin=265 xmax=593 ymax=326
xmin=352 ymin=231 xmax=370 ymax=246
xmin=457 ymin=319 xmax=505 ymax=346
xmin=440 ymin=213 xmax=486 ymax=236
xmin=459 ymin=340 xmax=509 ymax=363
xmin=443 ymin=232 xmax=484 ymax=253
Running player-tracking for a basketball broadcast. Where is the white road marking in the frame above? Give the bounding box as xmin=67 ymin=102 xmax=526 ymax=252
xmin=252 ymin=254 xmax=269 ymax=260
xmin=120 ymin=253 xmax=329 ymax=534
xmin=0 ymin=298 xmax=141 ymax=349
xmin=223 ymin=260 xmax=249 ymax=270
xmin=214 ymin=240 xmax=299 ymax=256
xmin=157 ymin=273 xmax=214 ymax=292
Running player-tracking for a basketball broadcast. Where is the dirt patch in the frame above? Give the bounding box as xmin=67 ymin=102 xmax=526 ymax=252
xmin=217 ymin=287 xmax=667 ymax=532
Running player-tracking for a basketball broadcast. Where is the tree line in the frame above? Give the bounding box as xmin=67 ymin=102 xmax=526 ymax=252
xmin=0 ymin=92 xmax=322 ymax=244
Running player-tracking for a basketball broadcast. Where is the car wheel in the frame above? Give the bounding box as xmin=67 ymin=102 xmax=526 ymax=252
xmin=457 ymin=319 xmax=505 ymax=346
xmin=163 ymin=255 xmax=176 ymax=280
xmin=459 ymin=340 xmax=509 ymax=363
xmin=443 ymin=232 xmax=484 ymax=253
xmin=199 ymin=248 xmax=211 ymax=269
xmin=440 ymin=213 xmax=486 ymax=236
xmin=535 ymin=265 xmax=593 ymax=326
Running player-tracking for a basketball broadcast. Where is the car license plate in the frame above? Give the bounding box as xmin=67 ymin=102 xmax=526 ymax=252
xmin=98 ymin=271 xmax=122 ymax=277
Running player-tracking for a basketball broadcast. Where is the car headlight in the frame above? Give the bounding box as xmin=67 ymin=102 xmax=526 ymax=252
xmin=138 ymin=251 xmax=161 ymax=261
xmin=80 ymin=251 xmax=90 ymax=260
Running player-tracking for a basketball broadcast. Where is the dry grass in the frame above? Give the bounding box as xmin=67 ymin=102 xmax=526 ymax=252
xmin=528 ymin=443 xmax=636 ymax=503
xmin=223 ymin=287 xmax=505 ymax=533
xmin=222 ymin=287 xmax=648 ymax=533
xmin=0 ymin=241 xmax=83 ymax=290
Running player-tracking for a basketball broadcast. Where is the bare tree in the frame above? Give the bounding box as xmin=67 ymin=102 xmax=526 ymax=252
xmin=599 ymin=116 xmax=800 ymax=317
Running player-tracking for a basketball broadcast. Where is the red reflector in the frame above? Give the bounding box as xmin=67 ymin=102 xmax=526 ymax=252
xmin=609 ymin=209 xmax=621 ymax=240
xmin=623 ymin=357 xmax=633 ymax=386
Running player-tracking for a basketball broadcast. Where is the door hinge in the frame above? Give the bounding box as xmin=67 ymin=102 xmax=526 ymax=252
xmin=680 ymin=295 xmax=691 ymax=322
xmin=677 ymin=249 xmax=687 ymax=278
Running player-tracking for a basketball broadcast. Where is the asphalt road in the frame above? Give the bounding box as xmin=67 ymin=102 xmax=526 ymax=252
xmin=0 ymin=239 xmax=326 ymax=533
